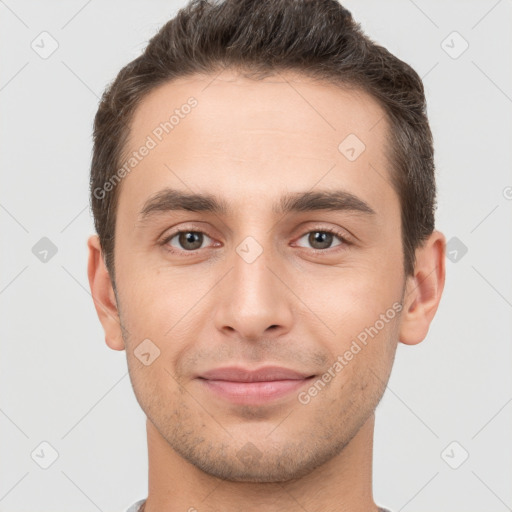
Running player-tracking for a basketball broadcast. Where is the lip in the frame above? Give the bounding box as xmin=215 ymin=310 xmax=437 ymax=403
xmin=197 ymin=365 xmax=314 ymax=382
xmin=196 ymin=366 xmax=315 ymax=405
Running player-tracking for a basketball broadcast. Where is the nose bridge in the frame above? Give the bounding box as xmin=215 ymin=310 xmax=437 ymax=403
xmin=235 ymin=236 xmax=275 ymax=303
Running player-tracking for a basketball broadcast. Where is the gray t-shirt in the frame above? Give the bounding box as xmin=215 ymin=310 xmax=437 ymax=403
xmin=123 ymin=498 xmax=392 ymax=512
xmin=123 ymin=499 xmax=145 ymax=512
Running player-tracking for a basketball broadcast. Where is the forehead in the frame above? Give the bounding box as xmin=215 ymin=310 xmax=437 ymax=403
xmin=117 ymin=69 xmax=396 ymax=224
xmin=128 ymin=70 xmax=388 ymax=154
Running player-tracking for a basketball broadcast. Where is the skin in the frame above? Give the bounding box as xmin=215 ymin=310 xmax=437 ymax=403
xmin=87 ymin=70 xmax=446 ymax=512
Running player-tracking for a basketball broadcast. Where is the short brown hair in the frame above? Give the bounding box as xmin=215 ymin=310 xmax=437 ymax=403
xmin=90 ymin=0 xmax=436 ymax=282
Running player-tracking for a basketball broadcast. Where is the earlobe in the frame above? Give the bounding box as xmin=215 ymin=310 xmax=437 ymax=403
xmin=399 ymin=230 xmax=446 ymax=346
xmin=87 ymin=234 xmax=125 ymax=351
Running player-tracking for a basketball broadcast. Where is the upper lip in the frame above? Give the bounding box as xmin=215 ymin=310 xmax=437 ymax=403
xmin=197 ymin=366 xmax=314 ymax=382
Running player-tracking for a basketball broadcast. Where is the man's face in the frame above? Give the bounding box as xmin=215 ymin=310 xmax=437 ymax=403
xmin=111 ymin=70 xmax=406 ymax=482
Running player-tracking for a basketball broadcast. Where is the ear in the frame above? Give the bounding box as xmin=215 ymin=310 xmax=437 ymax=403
xmin=87 ymin=234 xmax=125 ymax=351
xmin=399 ymin=230 xmax=446 ymax=345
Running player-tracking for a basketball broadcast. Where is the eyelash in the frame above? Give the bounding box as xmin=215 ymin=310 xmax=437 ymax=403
xmin=160 ymin=226 xmax=352 ymax=256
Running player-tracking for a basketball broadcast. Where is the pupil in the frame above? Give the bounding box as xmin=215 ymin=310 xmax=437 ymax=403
xmin=180 ymin=232 xmax=202 ymax=250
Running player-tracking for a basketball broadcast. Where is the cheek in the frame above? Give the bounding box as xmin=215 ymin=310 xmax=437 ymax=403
xmin=115 ymin=271 xmax=174 ymax=351
xmin=307 ymin=265 xmax=402 ymax=374
xmin=116 ymin=270 xmax=205 ymax=374
xmin=313 ymin=262 xmax=402 ymax=328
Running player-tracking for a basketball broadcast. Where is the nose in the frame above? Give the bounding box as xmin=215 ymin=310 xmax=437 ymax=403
xmin=213 ymin=243 xmax=294 ymax=342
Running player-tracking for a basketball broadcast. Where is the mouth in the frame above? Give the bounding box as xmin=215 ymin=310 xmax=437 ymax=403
xmin=195 ymin=366 xmax=316 ymax=405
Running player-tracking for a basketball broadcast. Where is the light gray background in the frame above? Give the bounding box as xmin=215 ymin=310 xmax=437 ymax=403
xmin=1 ymin=1 xmax=511 ymax=511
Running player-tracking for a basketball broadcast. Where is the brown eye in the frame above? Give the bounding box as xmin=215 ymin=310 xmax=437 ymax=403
xmin=166 ymin=231 xmax=211 ymax=251
xmin=295 ymin=229 xmax=348 ymax=251
xmin=309 ymin=231 xmax=334 ymax=250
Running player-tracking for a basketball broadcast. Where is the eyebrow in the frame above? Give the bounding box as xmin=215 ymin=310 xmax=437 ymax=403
xmin=137 ymin=188 xmax=376 ymax=223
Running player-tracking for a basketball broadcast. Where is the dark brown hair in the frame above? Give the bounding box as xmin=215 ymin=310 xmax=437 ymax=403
xmin=90 ymin=0 xmax=436 ymax=282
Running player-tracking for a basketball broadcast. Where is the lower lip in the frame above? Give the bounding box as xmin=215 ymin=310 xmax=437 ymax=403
xmin=198 ymin=377 xmax=314 ymax=405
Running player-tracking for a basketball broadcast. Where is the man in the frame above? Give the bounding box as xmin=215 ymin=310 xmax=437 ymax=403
xmin=87 ymin=1 xmax=446 ymax=511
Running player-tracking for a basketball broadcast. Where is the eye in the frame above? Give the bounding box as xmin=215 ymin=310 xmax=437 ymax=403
xmin=163 ymin=230 xmax=215 ymax=253
xmin=295 ymin=228 xmax=350 ymax=251
xmin=160 ymin=226 xmax=351 ymax=256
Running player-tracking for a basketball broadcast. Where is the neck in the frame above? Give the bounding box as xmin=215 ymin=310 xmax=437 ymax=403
xmin=143 ymin=413 xmax=379 ymax=512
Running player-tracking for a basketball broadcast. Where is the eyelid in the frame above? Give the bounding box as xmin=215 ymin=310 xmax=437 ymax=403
xmin=294 ymin=223 xmax=354 ymax=242
xmin=159 ymin=221 xmax=216 ymax=242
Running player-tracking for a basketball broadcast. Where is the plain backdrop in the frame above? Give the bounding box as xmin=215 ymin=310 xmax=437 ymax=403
xmin=1 ymin=1 xmax=511 ymax=511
